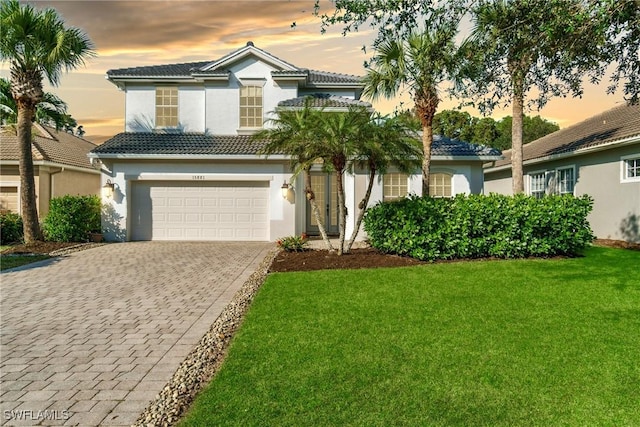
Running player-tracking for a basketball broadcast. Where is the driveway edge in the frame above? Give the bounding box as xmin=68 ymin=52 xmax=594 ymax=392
xmin=133 ymin=247 xmax=280 ymax=426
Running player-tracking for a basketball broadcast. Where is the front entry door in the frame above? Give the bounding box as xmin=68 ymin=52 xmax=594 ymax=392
xmin=306 ymin=173 xmax=339 ymax=235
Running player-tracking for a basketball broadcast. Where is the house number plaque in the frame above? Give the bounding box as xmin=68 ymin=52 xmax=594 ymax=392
xmin=192 ymin=175 xmax=205 ymax=180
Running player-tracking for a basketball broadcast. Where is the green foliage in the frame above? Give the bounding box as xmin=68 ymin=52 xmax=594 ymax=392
xmin=42 ymin=195 xmax=101 ymax=242
xmin=363 ymin=194 xmax=594 ymax=260
xmin=0 ymin=211 xmax=23 ymax=244
xmin=276 ymin=234 xmax=309 ymax=252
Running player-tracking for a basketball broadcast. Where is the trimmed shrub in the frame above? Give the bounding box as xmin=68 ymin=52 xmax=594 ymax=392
xmin=363 ymin=194 xmax=594 ymax=261
xmin=42 ymin=195 xmax=101 ymax=242
xmin=0 ymin=211 xmax=24 ymax=244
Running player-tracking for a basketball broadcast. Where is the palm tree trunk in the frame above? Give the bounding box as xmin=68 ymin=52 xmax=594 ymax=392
xmin=511 ymin=90 xmax=525 ymax=194
xmin=16 ymin=103 xmax=42 ymax=243
xmin=421 ymin=123 xmax=434 ymax=196
xmin=305 ymin=168 xmax=334 ymax=252
xmin=335 ymin=168 xmax=347 ymax=256
xmin=346 ymin=165 xmax=376 ymax=253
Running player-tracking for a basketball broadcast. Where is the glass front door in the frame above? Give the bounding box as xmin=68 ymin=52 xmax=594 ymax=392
xmin=306 ymin=173 xmax=339 ymax=235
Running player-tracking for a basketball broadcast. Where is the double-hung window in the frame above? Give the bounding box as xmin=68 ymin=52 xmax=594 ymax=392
xmin=155 ymin=87 xmax=178 ymax=128
xmin=529 ymin=172 xmax=546 ymax=199
xmin=556 ymin=166 xmax=575 ymax=195
xmin=383 ymin=173 xmax=408 ymax=201
xmin=239 ymin=85 xmax=263 ymax=128
xmin=429 ymin=173 xmax=452 ymax=198
xmin=621 ymin=155 xmax=640 ymax=182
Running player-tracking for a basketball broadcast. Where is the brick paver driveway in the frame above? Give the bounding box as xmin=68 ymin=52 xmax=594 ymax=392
xmin=1 ymin=242 xmax=272 ymax=426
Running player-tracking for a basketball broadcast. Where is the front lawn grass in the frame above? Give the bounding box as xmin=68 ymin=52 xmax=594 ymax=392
xmin=0 ymin=255 xmax=50 ymax=271
xmin=180 ymin=247 xmax=640 ymax=426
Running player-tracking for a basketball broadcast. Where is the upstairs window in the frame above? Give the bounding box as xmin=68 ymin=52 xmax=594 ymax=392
xmin=622 ymin=155 xmax=640 ymax=182
xmin=156 ymin=87 xmax=178 ymax=128
xmin=429 ymin=173 xmax=452 ymax=198
xmin=239 ymin=86 xmax=263 ymax=128
xmin=556 ymin=166 xmax=575 ymax=195
xmin=383 ymin=173 xmax=408 ymax=201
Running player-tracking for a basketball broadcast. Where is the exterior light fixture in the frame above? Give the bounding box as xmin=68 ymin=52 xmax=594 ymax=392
xmin=281 ymin=181 xmax=290 ymax=199
xmin=102 ymin=179 xmax=115 ymax=199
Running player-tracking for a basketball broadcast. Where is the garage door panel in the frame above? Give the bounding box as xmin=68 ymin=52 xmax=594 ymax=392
xmin=131 ymin=181 xmax=269 ymax=241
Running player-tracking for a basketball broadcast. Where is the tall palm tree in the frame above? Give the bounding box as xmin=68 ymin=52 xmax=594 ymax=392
xmin=0 ymin=0 xmax=95 ymax=242
xmin=254 ymin=101 xmax=335 ymax=251
xmin=0 ymin=77 xmax=77 ymax=130
xmin=363 ymin=27 xmax=459 ymax=196
xmin=346 ymin=113 xmax=421 ymax=253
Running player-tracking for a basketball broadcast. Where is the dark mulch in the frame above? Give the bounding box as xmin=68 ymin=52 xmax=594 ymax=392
xmin=269 ymin=247 xmax=427 ymax=272
xmin=1 ymin=241 xmax=80 ymax=255
xmin=270 ymin=239 xmax=639 ymax=273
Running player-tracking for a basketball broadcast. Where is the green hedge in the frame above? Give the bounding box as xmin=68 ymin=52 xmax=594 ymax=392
xmin=42 ymin=195 xmax=101 ymax=242
xmin=0 ymin=211 xmax=24 ymax=245
xmin=363 ymin=194 xmax=594 ymax=261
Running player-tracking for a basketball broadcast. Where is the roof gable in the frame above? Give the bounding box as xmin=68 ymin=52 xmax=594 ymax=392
xmin=200 ymin=41 xmax=299 ymax=73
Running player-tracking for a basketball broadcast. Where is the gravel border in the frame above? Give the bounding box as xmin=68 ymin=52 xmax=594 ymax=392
xmin=133 ymin=247 xmax=280 ymax=427
xmin=48 ymin=242 xmax=107 ymax=256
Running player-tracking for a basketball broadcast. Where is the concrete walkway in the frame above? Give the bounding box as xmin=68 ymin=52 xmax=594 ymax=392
xmin=0 ymin=242 xmax=273 ymax=426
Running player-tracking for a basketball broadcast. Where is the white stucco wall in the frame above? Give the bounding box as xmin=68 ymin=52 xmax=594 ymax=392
xmin=178 ymin=86 xmax=205 ymax=132
xmin=125 ymin=86 xmax=155 ymax=131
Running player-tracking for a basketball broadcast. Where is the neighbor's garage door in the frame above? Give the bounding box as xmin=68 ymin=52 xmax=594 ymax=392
xmin=0 ymin=186 xmax=19 ymax=212
xmin=130 ymin=181 xmax=269 ymax=241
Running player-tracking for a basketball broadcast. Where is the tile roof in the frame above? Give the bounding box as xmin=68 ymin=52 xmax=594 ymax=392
xmin=1 ymin=125 xmax=98 ymax=169
xmin=90 ymin=132 xmax=501 ymax=159
xmin=431 ymin=135 xmax=502 ymax=158
xmin=490 ymin=102 xmax=640 ymax=168
xmin=106 ymin=44 xmax=362 ymax=85
xmin=278 ymin=95 xmax=371 ymax=109
xmin=91 ymin=133 xmax=270 ymax=156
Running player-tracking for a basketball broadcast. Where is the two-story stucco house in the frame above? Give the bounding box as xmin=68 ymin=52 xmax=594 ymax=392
xmin=90 ymin=42 xmax=501 ymax=242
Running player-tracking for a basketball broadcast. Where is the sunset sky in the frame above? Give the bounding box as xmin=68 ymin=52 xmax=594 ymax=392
xmin=2 ymin=0 xmax=629 ymax=144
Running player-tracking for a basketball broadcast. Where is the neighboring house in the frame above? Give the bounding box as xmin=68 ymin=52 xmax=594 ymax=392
xmin=90 ymin=42 xmax=501 ymax=242
xmin=484 ymin=103 xmax=640 ymax=243
xmin=0 ymin=123 xmax=100 ymax=217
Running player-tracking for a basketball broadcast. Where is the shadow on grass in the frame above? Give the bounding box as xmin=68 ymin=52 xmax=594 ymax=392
xmin=0 ymin=255 xmax=63 ymax=273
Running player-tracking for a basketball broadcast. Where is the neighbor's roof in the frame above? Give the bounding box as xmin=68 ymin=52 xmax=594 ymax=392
xmin=90 ymin=132 xmax=501 ymax=160
xmin=0 ymin=124 xmax=98 ymax=170
xmin=488 ymin=102 xmax=640 ymax=169
xmin=106 ymin=42 xmax=362 ymax=87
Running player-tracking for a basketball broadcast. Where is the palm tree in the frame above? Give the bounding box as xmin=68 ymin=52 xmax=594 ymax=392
xmin=1 ymin=77 xmax=77 ymax=130
xmin=363 ymin=27 xmax=459 ymax=196
xmin=0 ymin=0 xmax=95 ymax=242
xmin=346 ymin=113 xmax=421 ymax=253
xmin=254 ymin=101 xmax=335 ymax=251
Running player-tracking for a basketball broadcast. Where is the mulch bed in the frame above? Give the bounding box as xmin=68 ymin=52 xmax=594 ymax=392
xmin=1 ymin=241 xmax=79 ymax=255
xmin=270 ymin=239 xmax=639 ymax=272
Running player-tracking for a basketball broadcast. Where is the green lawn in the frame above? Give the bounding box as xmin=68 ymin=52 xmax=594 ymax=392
xmin=0 ymin=254 xmax=50 ymax=271
xmin=180 ymin=247 xmax=639 ymax=426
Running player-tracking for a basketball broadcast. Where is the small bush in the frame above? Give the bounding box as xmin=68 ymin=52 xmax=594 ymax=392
xmin=277 ymin=234 xmax=309 ymax=252
xmin=0 ymin=211 xmax=23 ymax=244
xmin=363 ymin=194 xmax=594 ymax=261
xmin=42 ymin=195 xmax=101 ymax=242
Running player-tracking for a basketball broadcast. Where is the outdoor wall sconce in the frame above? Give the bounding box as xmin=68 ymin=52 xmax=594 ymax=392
xmin=281 ymin=181 xmax=291 ymax=199
xmin=102 ymin=179 xmax=115 ymax=199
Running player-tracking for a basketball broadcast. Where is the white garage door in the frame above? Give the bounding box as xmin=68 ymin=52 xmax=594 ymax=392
xmin=130 ymin=181 xmax=269 ymax=241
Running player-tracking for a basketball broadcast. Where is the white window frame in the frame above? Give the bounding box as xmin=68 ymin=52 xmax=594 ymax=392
xmin=528 ymin=170 xmax=546 ymax=199
xmin=155 ymin=86 xmax=178 ymax=128
xmin=239 ymin=85 xmax=264 ymax=130
xmin=555 ymin=165 xmax=576 ymax=195
xmin=383 ymin=173 xmax=409 ymax=201
xmin=621 ymin=154 xmax=640 ymax=183
xmin=429 ymin=172 xmax=453 ymax=198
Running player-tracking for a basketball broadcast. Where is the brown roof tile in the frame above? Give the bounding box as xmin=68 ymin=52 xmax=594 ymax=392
xmin=491 ymin=102 xmax=640 ymax=168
